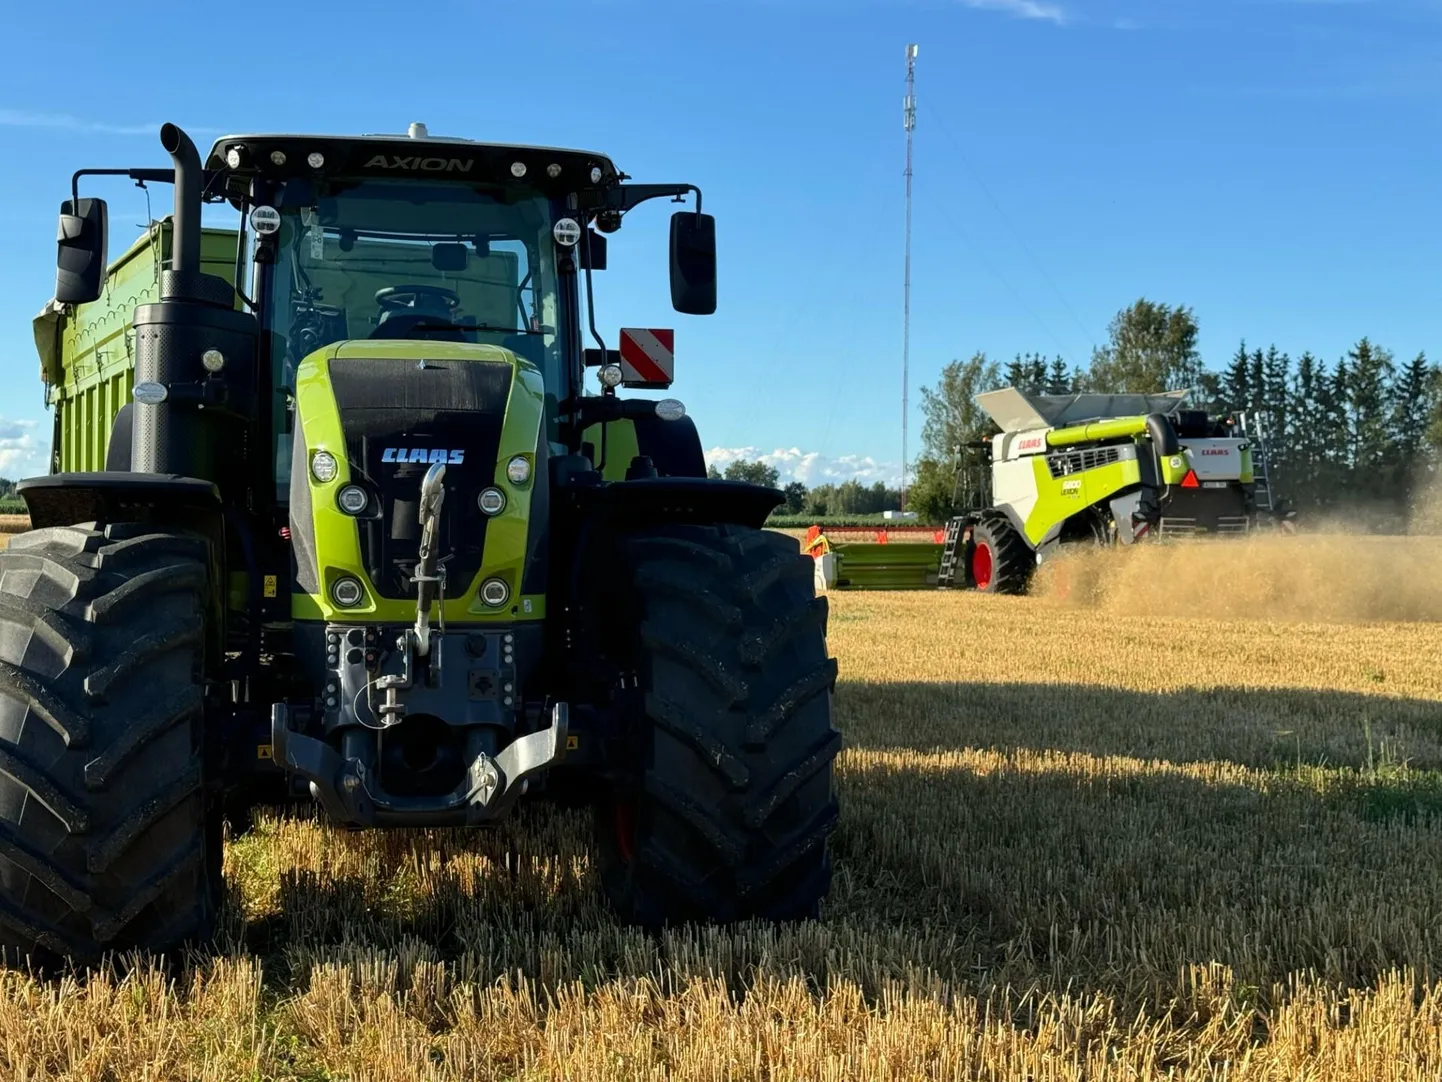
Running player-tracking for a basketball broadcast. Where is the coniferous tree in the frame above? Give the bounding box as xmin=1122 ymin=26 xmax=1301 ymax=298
xmin=1388 ymin=352 xmax=1436 ymax=511
xmin=1311 ymin=356 xmax=1351 ymax=498
xmin=1389 ymin=353 xmax=1433 ymax=460
xmin=1248 ymin=348 xmax=1266 ymax=414
xmin=1046 ymin=356 xmax=1072 ymax=394
xmin=1347 ymin=339 xmax=1394 ymax=496
xmin=1262 ymin=346 xmax=1290 ymax=418
xmin=1261 ymin=346 xmax=1292 ymax=477
xmin=1222 ymin=341 xmax=1250 ymax=411
xmin=1289 ymin=351 xmax=1324 ymax=504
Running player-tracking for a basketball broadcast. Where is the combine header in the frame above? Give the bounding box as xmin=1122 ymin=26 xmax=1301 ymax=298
xmin=810 ymin=387 xmax=1267 ymax=593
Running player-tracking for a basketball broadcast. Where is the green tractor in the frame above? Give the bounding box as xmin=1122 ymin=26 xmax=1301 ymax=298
xmin=4 ymin=122 xmax=839 ymax=963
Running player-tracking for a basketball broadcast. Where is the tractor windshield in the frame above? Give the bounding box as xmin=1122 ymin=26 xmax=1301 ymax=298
xmin=262 ymin=178 xmax=568 ymax=497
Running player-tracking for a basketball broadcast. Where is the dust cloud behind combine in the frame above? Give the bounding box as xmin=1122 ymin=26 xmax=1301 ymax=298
xmin=1034 ymin=532 xmax=1442 ymax=624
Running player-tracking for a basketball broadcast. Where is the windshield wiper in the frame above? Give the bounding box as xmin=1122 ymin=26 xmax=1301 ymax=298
xmin=403 ymin=320 xmax=543 ymax=337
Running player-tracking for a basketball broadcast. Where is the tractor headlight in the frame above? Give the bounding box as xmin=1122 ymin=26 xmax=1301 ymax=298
xmin=655 ymin=399 xmax=687 ymax=421
xmin=506 ymin=456 xmax=531 ymax=485
xmin=331 ymin=577 xmax=364 ymax=608
xmin=311 ymin=451 xmax=339 ymax=483
xmin=598 ymin=363 xmax=624 ymax=389
xmin=478 ymin=487 xmax=507 ymax=516
xmin=480 ymin=578 xmax=510 ymax=607
xmin=337 ymin=485 xmax=368 ymax=515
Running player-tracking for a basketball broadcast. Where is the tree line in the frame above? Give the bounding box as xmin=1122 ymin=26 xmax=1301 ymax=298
xmin=707 ymin=461 xmax=903 ymax=519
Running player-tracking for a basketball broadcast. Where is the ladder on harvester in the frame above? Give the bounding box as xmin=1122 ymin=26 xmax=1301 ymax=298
xmin=1234 ymin=409 xmax=1275 ymax=513
xmin=937 ymin=517 xmax=966 ymax=588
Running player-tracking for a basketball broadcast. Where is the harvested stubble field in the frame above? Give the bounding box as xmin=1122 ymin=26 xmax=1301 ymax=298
xmin=6 ymin=533 xmax=1442 ymax=1079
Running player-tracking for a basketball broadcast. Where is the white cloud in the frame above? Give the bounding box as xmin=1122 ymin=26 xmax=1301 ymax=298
xmin=0 ymin=109 xmax=222 ymax=137
xmin=962 ymin=0 xmax=1066 ymax=24
xmin=0 ymin=419 xmax=47 ymax=479
xmin=705 ymin=446 xmax=903 ymax=488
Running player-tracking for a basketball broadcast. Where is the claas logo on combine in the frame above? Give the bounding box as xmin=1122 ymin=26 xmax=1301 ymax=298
xmin=381 ymin=448 xmax=466 ymax=465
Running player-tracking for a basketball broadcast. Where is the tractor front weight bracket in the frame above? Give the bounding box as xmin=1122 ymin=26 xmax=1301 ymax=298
xmin=271 ymin=701 xmax=570 ymax=828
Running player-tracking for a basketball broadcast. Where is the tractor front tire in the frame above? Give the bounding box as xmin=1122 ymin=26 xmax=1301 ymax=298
xmin=596 ymin=524 xmax=841 ymax=927
xmin=0 ymin=524 xmax=222 ymax=966
xmin=969 ymin=511 xmax=1033 ymax=594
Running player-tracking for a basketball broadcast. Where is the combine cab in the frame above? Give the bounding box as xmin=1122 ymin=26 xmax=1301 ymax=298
xmin=812 ymin=387 xmax=1266 ymax=594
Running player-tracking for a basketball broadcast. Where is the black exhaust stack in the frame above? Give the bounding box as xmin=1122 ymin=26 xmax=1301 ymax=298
xmin=131 ymin=123 xmax=258 ymax=477
xmin=158 ymin=123 xmax=203 ymax=298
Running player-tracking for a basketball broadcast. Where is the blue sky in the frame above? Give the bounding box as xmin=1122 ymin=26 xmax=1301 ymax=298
xmin=0 ymin=0 xmax=1436 ymax=485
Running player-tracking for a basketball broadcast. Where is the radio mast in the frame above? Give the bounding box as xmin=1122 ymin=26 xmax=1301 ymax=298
xmin=901 ymin=43 xmax=918 ymax=502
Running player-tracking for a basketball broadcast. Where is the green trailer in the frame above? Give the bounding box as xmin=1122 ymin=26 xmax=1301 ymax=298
xmin=35 ymin=224 xmax=241 ymax=472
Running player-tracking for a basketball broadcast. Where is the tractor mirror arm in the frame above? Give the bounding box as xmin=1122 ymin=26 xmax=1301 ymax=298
xmin=604 ymin=183 xmax=702 ymax=216
xmin=564 ymin=394 xmax=656 ymax=428
xmin=70 ymin=168 xmax=175 ymax=206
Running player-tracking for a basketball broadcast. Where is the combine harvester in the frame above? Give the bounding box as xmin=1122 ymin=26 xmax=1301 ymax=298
xmin=810 ymin=387 xmax=1275 ymax=594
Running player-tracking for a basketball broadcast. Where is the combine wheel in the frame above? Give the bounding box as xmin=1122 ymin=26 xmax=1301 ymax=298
xmin=969 ymin=512 xmax=1032 ymax=594
xmin=0 ymin=524 xmax=222 ymax=965
xmin=596 ymin=523 xmax=841 ymax=926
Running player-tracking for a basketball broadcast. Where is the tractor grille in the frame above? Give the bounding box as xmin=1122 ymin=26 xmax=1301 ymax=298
xmin=328 ymin=357 xmax=512 ymax=601
xmin=1046 ymin=446 xmax=1122 ymax=479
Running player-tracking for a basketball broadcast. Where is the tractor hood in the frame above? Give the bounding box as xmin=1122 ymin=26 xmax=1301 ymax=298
xmin=289 ymin=339 xmax=547 ymax=621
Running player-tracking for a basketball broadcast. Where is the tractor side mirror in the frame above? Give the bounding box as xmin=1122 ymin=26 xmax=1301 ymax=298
xmin=55 ymin=197 xmax=108 ymax=305
xmin=580 ymin=229 xmax=607 ymax=271
xmin=669 ymin=211 xmax=715 ymax=315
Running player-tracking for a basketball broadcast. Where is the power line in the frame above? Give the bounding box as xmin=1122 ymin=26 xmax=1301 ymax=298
xmin=918 ymin=187 xmax=1074 ymax=361
xmin=924 ymin=100 xmax=1097 ymax=360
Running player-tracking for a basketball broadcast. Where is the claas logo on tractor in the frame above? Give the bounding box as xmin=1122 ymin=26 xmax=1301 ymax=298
xmin=381 ymin=447 xmax=466 ymax=465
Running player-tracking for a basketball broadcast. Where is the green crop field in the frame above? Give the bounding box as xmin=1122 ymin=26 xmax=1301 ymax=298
xmin=3 ymin=535 xmax=1442 ymax=1079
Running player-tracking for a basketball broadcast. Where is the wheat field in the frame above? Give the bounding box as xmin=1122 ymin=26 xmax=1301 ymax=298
xmin=4 ymin=534 xmax=1442 ymax=1078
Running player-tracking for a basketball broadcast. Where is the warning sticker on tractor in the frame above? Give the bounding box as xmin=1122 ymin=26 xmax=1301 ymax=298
xmin=566 ymin=735 xmax=579 ymax=751
xmin=263 ymin=575 xmax=278 ymax=598
xmin=618 ymin=328 xmax=675 ymax=388
xmin=257 ymin=744 xmax=273 ymax=760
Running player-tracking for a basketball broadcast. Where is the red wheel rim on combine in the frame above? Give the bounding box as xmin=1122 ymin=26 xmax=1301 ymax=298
xmin=972 ymin=542 xmax=994 ymax=590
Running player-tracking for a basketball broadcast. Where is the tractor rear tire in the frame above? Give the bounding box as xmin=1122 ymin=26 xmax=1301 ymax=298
xmin=969 ymin=511 xmax=1033 ymax=594
xmin=0 ymin=523 xmax=222 ymax=966
xmin=595 ymin=523 xmax=841 ymax=927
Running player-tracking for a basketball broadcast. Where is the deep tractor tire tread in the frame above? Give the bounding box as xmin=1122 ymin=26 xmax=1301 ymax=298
xmin=0 ymin=523 xmax=220 ymax=965
xmin=972 ymin=511 xmax=1033 ymax=595
xmin=600 ymin=524 xmax=841 ymax=926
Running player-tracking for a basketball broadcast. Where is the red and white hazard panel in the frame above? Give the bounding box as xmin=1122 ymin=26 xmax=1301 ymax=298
xmin=618 ymin=328 xmax=674 ymax=388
